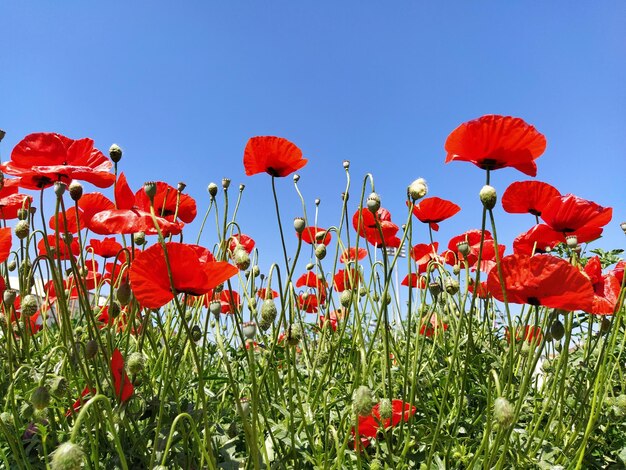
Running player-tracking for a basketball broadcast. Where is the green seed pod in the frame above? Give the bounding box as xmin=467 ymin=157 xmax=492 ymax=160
xmin=479 ymin=185 xmax=497 ymax=210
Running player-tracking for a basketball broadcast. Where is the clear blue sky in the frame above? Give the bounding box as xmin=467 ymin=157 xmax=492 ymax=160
xmin=2 ymin=2 xmax=625 ymax=272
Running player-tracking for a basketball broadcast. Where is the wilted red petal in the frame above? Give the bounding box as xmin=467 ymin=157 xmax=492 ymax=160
xmin=502 ymin=180 xmax=561 ymax=216
xmin=487 ymin=254 xmax=594 ymax=311
xmin=243 ymin=136 xmax=308 ymax=177
xmin=445 ymin=115 xmax=546 ymax=176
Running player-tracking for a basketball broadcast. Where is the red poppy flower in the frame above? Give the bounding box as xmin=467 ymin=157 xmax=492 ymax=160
xmin=90 ymin=173 xmax=184 ymax=236
xmin=410 ymin=243 xmax=440 ymax=273
xmin=468 ymin=279 xmax=491 ymax=299
xmin=333 ymin=268 xmax=360 ymax=292
xmin=319 ymin=311 xmax=338 ymax=331
xmin=257 ymin=287 xmax=279 ymax=299
xmin=66 ymin=386 xmax=96 ymax=417
xmin=297 ymin=226 xmax=332 ymax=246
xmin=352 ymin=207 xmax=399 ymax=247
xmin=540 ymin=194 xmax=612 ymax=243
xmin=87 ymin=237 xmax=123 ymax=258
xmin=243 ymin=136 xmax=308 ymax=177
xmin=340 ymin=247 xmax=367 ymax=263
xmin=513 ymin=224 xmax=565 ymax=256
xmin=0 ymin=191 xmax=32 ymax=220
xmin=2 ymin=133 xmax=115 ymax=189
xmin=50 ymin=192 xmax=116 ymax=234
xmin=409 ymin=197 xmax=461 ymax=231
xmin=228 ymin=234 xmax=256 ymax=254
xmin=298 ymin=293 xmax=321 ymax=313
xmin=420 ymin=315 xmax=449 ymax=337
xmin=218 ymin=290 xmax=241 ymax=314
xmin=501 ymin=181 xmax=561 ymax=216
xmin=401 ymin=273 xmax=427 ymax=289
xmin=0 ymin=228 xmax=12 ymax=264
xmin=446 ymin=229 xmax=501 ymax=271
xmin=38 ymin=235 xmax=80 ymax=260
xmin=296 ymin=271 xmax=327 ymax=290
xmin=487 ymin=254 xmax=594 ymax=311
xmin=505 ymin=325 xmax=543 ymax=344
xmin=133 ymin=181 xmax=197 ymax=223
xmin=111 ymin=349 xmax=133 ymax=402
xmin=583 ymin=257 xmax=622 ymax=315
xmin=353 ymin=399 xmax=416 ymax=448
xmin=129 ymin=242 xmax=238 ymax=309
xmin=444 ymin=115 xmax=547 ymax=177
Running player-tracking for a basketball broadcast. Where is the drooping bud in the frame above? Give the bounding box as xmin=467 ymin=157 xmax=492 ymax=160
xmin=550 ymin=320 xmax=565 ymax=341
xmin=116 ymin=281 xmax=132 ymax=305
xmin=407 ymin=178 xmax=428 ymax=201
xmin=341 ymin=191 xmax=349 ymax=202
xmin=428 ymin=282 xmax=442 ymax=298
xmin=7 ymin=259 xmax=16 ymax=271
xmin=3 ymin=289 xmax=17 ymax=306
xmin=352 ymin=385 xmax=374 ymax=417
xmin=31 ymin=386 xmax=51 ymax=410
xmin=17 ymin=208 xmax=29 ymax=220
xmin=479 ymin=185 xmax=497 ymax=210
xmin=49 ymin=376 xmax=68 ymax=396
xmin=126 ymin=352 xmax=146 ymax=375
xmin=109 ymin=144 xmax=123 ymax=163
xmin=293 ymin=174 xmax=300 ymax=183
xmin=315 ymin=244 xmax=327 ymax=260
xmin=366 ymin=192 xmax=381 ymax=213
xmin=493 ymin=397 xmax=515 ymax=427
xmin=445 ymin=278 xmax=460 ymax=295
xmin=21 ymin=295 xmax=39 ymax=317
xmin=242 ymin=322 xmax=257 ymax=340
xmin=259 ymin=298 xmax=277 ymax=331
xmin=207 ymin=183 xmax=218 ymax=197
xmin=85 ymin=339 xmax=98 ymax=359
xmin=68 ymin=181 xmax=83 ymax=201
xmin=252 ymin=265 xmax=260 ymax=277
xmin=50 ymin=441 xmax=85 ymax=470
xmin=452 ymin=264 xmax=461 ymax=275
xmin=15 ymin=220 xmax=30 ymax=239
xmin=294 ymin=217 xmax=306 ymax=234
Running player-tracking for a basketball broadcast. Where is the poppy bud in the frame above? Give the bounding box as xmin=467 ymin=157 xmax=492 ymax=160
xmin=340 ymin=290 xmax=352 ymax=308
xmin=259 ymin=299 xmax=277 ymax=331
xmin=315 ymin=244 xmax=326 ymax=260
xmin=109 ymin=144 xmax=123 ymax=163
xmin=242 ymin=321 xmax=257 ymax=340
xmin=85 ymin=340 xmax=98 ymax=359
xmin=366 ymin=193 xmax=381 ymax=213
xmin=453 ymin=264 xmax=461 ymax=275
xmin=352 ymin=385 xmax=374 ymax=417
xmin=252 ymin=265 xmax=260 ymax=277
xmin=493 ymin=397 xmax=515 ymax=427
xmin=381 ymin=291 xmax=391 ymax=306
xmin=68 ymin=181 xmax=83 ymax=201
xmin=305 ymin=262 xmax=314 ymax=271
xmin=207 ymin=183 xmax=218 ymax=197
xmin=294 ymin=217 xmax=306 ymax=233
xmin=177 ymin=181 xmax=186 ymax=192
xmin=379 ymin=398 xmax=392 ymax=420
xmin=31 ymin=386 xmax=51 ymax=410
xmin=0 ymin=129 xmax=5 ymax=142
xmin=21 ymin=295 xmax=39 ymax=317
xmin=600 ymin=317 xmax=611 ymax=333
xmin=457 ymin=241 xmax=470 ymax=257
xmin=315 ymin=198 xmax=320 ymax=206
xmin=565 ymin=235 xmax=578 ymax=249
xmin=133 ymin=231 xmax=146 ymax=246
xmin=621 ymin=222 xmax=626 ymax=234
xmin=210 ymin=300 xmax=222 ymax=318
xmin=143 ymin=181 xmax=157 ymax=200
xmin=8 ymin=259 xmax=16 ymax=271
xmin=550 ymin=320 xmax=565 ymax=340
xmin=127 ymin=352 xmax=146 ymax=375
xmin=49 ymin=376 xmax=68 ymax=396
xmin=50 ymin=442 xmax=85 ymax=470
xmin=3 ymin=289 xmax=17 ymax=307
xmin=445 ymin=278 xmax=460 ymax=295
xmin=293 ymin=174 xmax=300 ymax=183
xmin=342 ymin=160 xmax=350 ymax=169
xmin=479 ymin=185 xmax=497 ymax=210
xmin=233 ymin=246 xmax=250 ymax=270
xmin=108 ymin=302 xmax=121 ymax=319
xmin=287 ymin=323 xmax=302 ymax=346
xmin=54 ymin=181 xmax=67 ymax=198
xmin=20 ymin=402 xmax=34 ymax=420
xmin=17 ymin=208 xmax=29 ymax=220
xmin=117 ymin=281 xmax=132 ymax=305
xmin=15 ymin=220 xmax=30 ymax=239
xmin=408 ymin=178 xmax=428 ymax=201
xmin=429 ymin=282 xmax=442 ymax=298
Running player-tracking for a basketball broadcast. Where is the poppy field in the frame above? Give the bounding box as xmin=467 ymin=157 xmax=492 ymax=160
xmin=0 ymin=115 xmax=624 ymax=469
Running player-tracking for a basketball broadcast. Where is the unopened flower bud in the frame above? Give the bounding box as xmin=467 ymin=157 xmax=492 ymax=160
xmin=287 ymin=323 xmax=302 ymax=346
xmin=49 ymin=376 xmax=68 ymax=396
xmin=68 ymin=181 xmax=83 ymax=201
xmin=177 ymin=182 xmax=186 ymax=192
xmin=127 ymin=352 xmax=146 ymax=375
xmin=429 ymin=282 xmax=442 ymax=298
xmin=51 ymin=441 xmax=85 ymax=470
xmin=305 ymin=262 xmax=314 ymax=270
xmin=445 ymin=278 xmax=460 ymax=295
xmin=493 ymin=397 xmax=515 ymax=427
xmin=207 ymin=183 xmax=218 ymax=197
xmin=341 ymin=192 xmax=349 ymax=202
xmin=352 ymin=385 xmax=374 ymax=417
xmin=453 ymin=264 xmax=461 ymax=275
xmin=294 ymin=217 xmax=306 ymax=234
xmin=21 ymin=295 xmax=39 ymax=317
xmin=366 ymin=192 xmax=381 ymax=213
xmin=109 ymin=144 xmax=123 ymax=163
xmin=340 ymin=290 xmax=352 ymax=308
xmin=116 ymin=281 xmax=132 ymax=305
xmin=550 ymin=320 xmax=565 ymax=341
xmin=143 ymin=181 xmax=157 ymax=200
xmin=3 ymin=289 xmax=17 ymax=306
xmin=108 ymin=302 xmax=121 ymax=319
xmin=8 ymin=259 xmax=16 ymax=271
xmin=242 ymin=321 xmax=257 ymax=340
xmin=621 ymin=222 xmax=626 ymax=234
xmin=252 ymin=265 xmax=260 ymax=277
xmin=379 ymin=398 xmax=392 ymax=420
xmin=565 ymin=235 xmax=578 ymax=248
xmin=15 ymin=220 xmax=30 ymax=239
xmin=479 ymin=185 xmax=497 ymax=209
xmin=31 ymin=386 xmax=51 ymax=410
xmin=600 ymin=317 xmax=611 ymax=333
xmin=17 ymin=208 xmax=29 ymax=220
xmin=85 ymin=340 xmax=98 ymax=359
xmin=315 ymin=244 xmax=326 ymax=260
xmin=133 ymin=231 xmax=146 ymax=245
xmin=408 ymin=178 xmax=428 ymax=201
xmin=259 ymin=299 xmax=277 ymax=331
